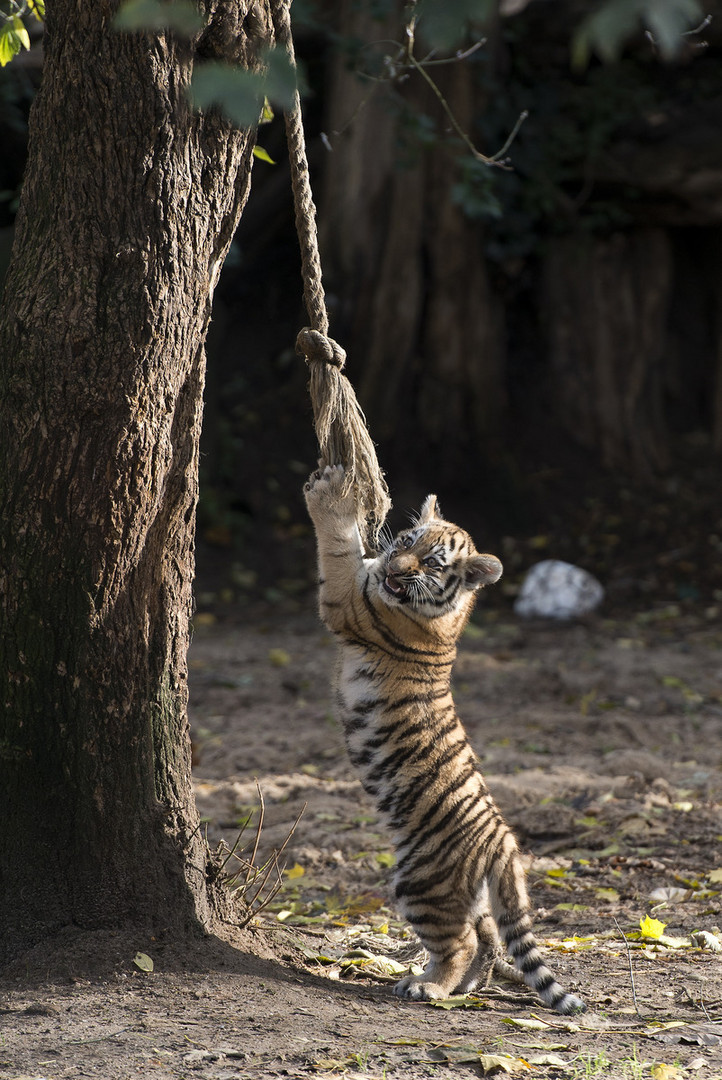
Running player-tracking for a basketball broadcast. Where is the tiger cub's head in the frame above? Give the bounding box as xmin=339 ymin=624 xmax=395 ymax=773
xmin=379 ymin=495 xmax=502 ymax=618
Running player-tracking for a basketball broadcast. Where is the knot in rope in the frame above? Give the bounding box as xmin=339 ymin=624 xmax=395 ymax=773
xmin=296 ymin=328 xmax=346 ymax=370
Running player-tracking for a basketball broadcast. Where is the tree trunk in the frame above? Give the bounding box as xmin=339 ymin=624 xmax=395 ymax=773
xmin=542 ymin=229 xmax=672 ymax=478
xmin=319 ymin=0 xmax=504 ymax=481
xmin=0 ymin=0 xmax=269 ymax=954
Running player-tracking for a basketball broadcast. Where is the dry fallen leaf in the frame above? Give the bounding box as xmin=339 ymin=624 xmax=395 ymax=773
xmin=691 ymin=930 xmax=722 ymax=952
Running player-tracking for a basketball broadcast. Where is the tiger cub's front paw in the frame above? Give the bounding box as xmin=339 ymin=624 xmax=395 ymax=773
xmin=304 ymin=464 xmax=355 ymax=520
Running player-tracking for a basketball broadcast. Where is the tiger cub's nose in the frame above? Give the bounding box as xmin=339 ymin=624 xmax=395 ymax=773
xmin=389 ymin=553 xmax=417 ymax=576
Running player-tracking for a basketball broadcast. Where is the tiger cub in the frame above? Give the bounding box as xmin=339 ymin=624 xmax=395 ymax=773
xmin=304 ymin=464 xmax=585 ymax=1014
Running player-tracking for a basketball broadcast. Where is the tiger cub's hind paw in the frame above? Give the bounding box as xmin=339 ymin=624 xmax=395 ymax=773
xmin=392 ymin=975 xmax=448 ymax=1001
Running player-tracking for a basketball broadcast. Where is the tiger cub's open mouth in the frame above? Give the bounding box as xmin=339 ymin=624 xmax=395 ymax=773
xmin=383 ymin=574 xmax=408 ymax=600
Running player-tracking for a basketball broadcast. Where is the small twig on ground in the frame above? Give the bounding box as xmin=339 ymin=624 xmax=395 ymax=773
xmin=613 ymin=917 xmax=647 ymax=1019
xmin=67 ymin=1029 xmax=129 ymax=1046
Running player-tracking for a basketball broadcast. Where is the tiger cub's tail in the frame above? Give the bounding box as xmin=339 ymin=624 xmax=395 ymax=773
xmin=489 ymin=846 xmax=585 ymax=1015
xmin=495 ymin=909 xmax=586 ymax=1014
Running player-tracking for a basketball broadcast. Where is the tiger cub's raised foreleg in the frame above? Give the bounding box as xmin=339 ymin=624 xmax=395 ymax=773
xmin=304 ymin=464 xmax=368 ymax=632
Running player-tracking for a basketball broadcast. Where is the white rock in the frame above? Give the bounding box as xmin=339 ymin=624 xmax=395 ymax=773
xmin=514 ymin=559 xmax=604 ymax=620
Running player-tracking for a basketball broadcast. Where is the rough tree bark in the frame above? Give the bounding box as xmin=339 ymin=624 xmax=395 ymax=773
xmin=0 ymin=0 xmax=270 ymax=954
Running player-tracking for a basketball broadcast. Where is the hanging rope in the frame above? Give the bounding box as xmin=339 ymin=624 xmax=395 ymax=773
xmin=270 ymin=0 xmax=391 ymax=553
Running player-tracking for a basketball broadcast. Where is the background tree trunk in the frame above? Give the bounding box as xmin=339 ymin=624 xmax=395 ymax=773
xmin=542 ymin=229 xmax=672 ymax=477
xmin=308 ymin=0 xmax=722 ymax=496
xmin=319 ymin=0 xmax=504 ymax=484
xmin=0 ymin=0 xmax=268 ymax=954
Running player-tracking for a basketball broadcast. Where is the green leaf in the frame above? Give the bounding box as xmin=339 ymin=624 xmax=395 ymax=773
xmin=572 ymin=0 xmax=641 ymax=68
xmin=113 ymin=0 xmax=205 ymax=35
xmin=133 ymin=951 xmax=154 ymax=972
xmin=189 ymin=47 xmax=298 ymax=130
xmin=260 ymin=45 xmax=298 ymax=111
xmin=571 ymin=0 xmax=703 ymax=69
xmin=12 ymin=15 xmax=30 ymax=50
xmin=415 ymin=0 xmax=496 ymax=52
xmin=189 ymin=63 xmax=265 ymax=128
xmin=28 ymin=0 xmax=45 ymax=19
xmin=252 ymin=146 xmax=276 ymax=164
xmin=502 ymin=1017 xmax=551 ymax=1031
xmin=643 ymin=0 xmax=704 ymax=59
xmin=0 ymin=18 xmax=29 ymax=66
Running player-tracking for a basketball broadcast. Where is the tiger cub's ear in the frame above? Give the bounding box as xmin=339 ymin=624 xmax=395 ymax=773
xmin=418 ymin=495 xmax=443 ymax=523
xmin=464 ymin=554 xmax=503 ymax=587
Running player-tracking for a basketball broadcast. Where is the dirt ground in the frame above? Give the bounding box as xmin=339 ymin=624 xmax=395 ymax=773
xmin=2 ymin=598 xmax=721 ymax=1080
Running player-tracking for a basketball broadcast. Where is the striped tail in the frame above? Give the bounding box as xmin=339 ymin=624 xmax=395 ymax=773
xmin=496 ymin=910 xmax=585 ymax=1014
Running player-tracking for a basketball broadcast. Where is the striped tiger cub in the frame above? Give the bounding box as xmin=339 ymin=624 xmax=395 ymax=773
xmin=304 ymin=464 xmax=585 ymax=1014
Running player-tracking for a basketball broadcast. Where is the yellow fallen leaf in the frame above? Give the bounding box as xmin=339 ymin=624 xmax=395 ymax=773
xmin=133 ymin=951 xmax=154 ymax=972
xmin=640 ymin=915 xmax=667 ymax=940
xmin=478 ymin=1053 xmax=531 ymax=1074
xmin=268 ymin=648 xmax=290 ymax=666
xmin=594 ymin=887 xmax=620 ymax=903
xmin=502 ymin=1017 xmax=550 ymax=1031
xmin=708 ymin=868 xmax=722 ymax=884
xmin=652 ymin=1065 xmax=683 ymax=1080
xmin=285 ymin=863 xmax=305 ymax=879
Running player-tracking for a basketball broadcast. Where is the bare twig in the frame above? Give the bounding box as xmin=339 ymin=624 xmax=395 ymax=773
xmin=323 ymin=20 xmax=526 ymax=170
xmin=218 ymin=812 xmax=253 ymax=873
xmin=613 ymin=917 xmax=647 ymax=1019
xmin=222 ymin=800 xmax=307 ymax=925
xmin=244 ymin=780 xmax=265 ymax=887
xmin=419 ymin=39 xmax=487 ymax=66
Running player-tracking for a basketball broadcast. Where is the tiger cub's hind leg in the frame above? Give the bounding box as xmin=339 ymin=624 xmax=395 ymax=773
xmin=393 ymin=921 xmax=479 ymax=1001
xmin=453 ymin=891 xmax=500 ymax=994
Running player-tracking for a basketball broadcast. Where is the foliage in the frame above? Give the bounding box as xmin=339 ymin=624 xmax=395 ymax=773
xmin=414 ymin=0 xmax=496 ymax=51
xmin=189 ymin=47 xmax=299 ymax=128
xmin=112 ymin=0 xmax=203 ymax=34
xmin=0 ymin=0 xmax=42 ymax=67
xmin=572 ymin=0 xmax=705 ymax=68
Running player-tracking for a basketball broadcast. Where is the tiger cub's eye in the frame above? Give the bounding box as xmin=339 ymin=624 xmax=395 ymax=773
xmin=423 ymin=556 xmax=441 ymax=569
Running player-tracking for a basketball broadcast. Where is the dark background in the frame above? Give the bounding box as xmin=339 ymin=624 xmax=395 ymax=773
xmin=3 ymin=0 xmax=721 ymax=614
